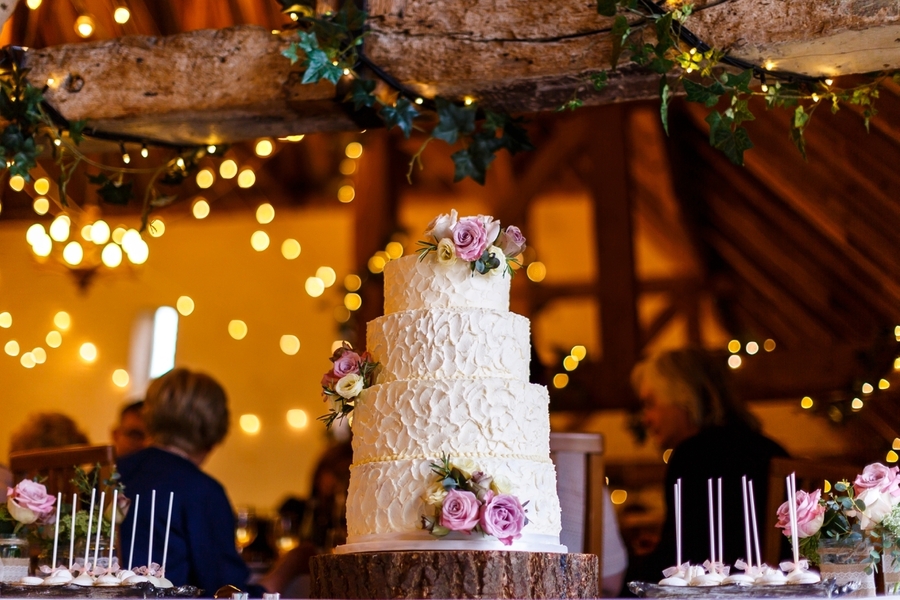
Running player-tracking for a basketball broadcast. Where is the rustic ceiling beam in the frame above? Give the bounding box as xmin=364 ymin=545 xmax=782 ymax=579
xmin=13 ymin=0 xmax=900 ymax=145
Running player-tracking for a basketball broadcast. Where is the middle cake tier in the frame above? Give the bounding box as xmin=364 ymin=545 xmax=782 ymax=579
xmin=367 ymin=308 xmax=531 ymax=382
xmin=352 ymin=378 xmax=551 ymax=462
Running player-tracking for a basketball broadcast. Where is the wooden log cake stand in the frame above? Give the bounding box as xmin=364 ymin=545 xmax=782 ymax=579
xmin=310 ymin=551 xmax=599 ymax=599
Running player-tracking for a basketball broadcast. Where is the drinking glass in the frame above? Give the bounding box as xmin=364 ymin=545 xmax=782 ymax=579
xmin=235 ymin=508 xmax=258 ymax=551
xmin=271 ymin=515 xmax=299 ymax=556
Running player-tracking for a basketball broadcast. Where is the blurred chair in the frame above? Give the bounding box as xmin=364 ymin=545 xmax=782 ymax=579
xmin=9 ymin=444 xmax=115 ymax=496
xmin=550 ymin=432 xmax=604 ymax=571
xmin=764 ymin=456 xmax=862 ymax=565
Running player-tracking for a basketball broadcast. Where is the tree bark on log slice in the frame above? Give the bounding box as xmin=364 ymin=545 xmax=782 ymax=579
xmin=309 ymin=551 xmax=599 ymax=599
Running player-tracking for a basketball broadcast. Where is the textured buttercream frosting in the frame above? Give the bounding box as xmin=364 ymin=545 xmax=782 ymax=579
xmin=343 ymin=250 xmax=564 ymax=553
xmin=367 ymin=309 xmax=531 ymax=382
xmin=384 ymin=255 xmax=510 ymax=314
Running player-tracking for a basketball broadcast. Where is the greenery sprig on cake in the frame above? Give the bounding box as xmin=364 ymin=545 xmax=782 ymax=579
xmin=416 ymin=210 xmax=525 ymax=276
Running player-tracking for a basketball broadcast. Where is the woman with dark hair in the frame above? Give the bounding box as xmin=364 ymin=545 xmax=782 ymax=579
xmin=118 ymin=368 xmax=306 ymax=596
xmin=630 ymin=348 xmax=788 ymax=581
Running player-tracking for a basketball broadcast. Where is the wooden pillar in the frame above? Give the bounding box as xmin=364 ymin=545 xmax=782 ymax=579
xmin=578 ymin=104 xmax=640 ymax=406
xmin=351 ymin=130 xmax=397 ymax=349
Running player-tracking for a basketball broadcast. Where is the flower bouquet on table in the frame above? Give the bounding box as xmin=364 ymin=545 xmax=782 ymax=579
xmin=417 ymin=210 xmax=525 ymax=276
xmin=421 ymin=455 xmax=528 ymax=546
xmin=319 ymin=342 xmax=379 ymax=428
xmin=776 ymin=462 xmax=900 ymax=582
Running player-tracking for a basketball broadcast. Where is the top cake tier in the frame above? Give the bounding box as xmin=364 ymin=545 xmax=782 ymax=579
xmin=384 ymin=255 xmax=511 ymax=314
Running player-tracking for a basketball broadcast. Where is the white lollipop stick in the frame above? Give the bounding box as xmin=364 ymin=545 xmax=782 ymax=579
xmin=69 ymin=492 xmax=77 ymax=570
xmin=742 ymin=476 xmax=752 ymax=568
xmin=161 ymin=492 xmax=174 ymax=575
xmin=108 ymin=490 xmax=118 ymax=570
xmin=51 ymin=492 xmax=62 ymax=569
xmin=707 ymin=478 xmax=716 ymax=566
xmin=128 ymin=494 xmax=140 ymax=571
xmin=675 ymin=479 xmax=682 ymax=567
xmin=748 ymin=479 xmax=762 ymax=567
xmin=788 ymin=473 xmax=801 ymax=570
xmin=93 ymin=491 xmax=106 ymax=573
xmin=84 ymin=488 xmax=96 ymax=568
xmin=717 ymin=478 xmax=723 ymax=571
xmin=148 ymin=490 xmax=156 ymax=569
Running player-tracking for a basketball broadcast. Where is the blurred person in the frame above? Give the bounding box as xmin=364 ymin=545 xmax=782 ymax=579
xmin=304 ymin=440 xmax=353 ymax=550
xmin=118 ymin=368 xmax=308 ymax=596
xmin=602 ymin=489 xmax=629 ymax=596
xmin=9 ymin=412 xmax=89 ymax=454
xmin=628 ymin=348 xmax=788 ymax=582
xmin=111 ymin=400 xmax=148 ymax=457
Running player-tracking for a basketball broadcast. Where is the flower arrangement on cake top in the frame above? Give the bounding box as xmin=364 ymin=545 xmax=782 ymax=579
xmin=319 ymin=342 xmax=379 ymax=428
xmin=421 ymin=455 xmax=528 ymax=546
xmin=416 ymin=210 xmax=525 ymax=276
xmin=775 ymin=462 xmax=900 ymax=571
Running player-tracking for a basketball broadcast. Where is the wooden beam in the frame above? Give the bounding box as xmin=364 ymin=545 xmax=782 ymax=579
xmin=14 ymin=0 xmax=900 ymax=144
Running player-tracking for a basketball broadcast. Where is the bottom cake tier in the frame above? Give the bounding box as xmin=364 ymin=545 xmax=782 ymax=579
xmin=344 ymin=456 xmax=565 ymax=553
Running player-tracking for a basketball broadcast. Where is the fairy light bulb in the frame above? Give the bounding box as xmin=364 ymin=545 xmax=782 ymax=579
xmin=114 ymin=6 xmax=130 ymax=23
xmin=75 ymin=15 xmax=95 ymax=38
xmin=62 ymin=241 xmax=84 ymax=265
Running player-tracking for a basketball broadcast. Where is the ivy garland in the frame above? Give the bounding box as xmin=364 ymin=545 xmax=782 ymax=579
xmin=0 ymin=1 xmax=894 ymax=212
xmin=280 ymin=0 xmax=895 ymax=177
xmin=0 ymin=49 xmax=214 ymax=229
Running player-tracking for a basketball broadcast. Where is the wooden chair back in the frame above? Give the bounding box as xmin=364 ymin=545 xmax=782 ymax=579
xmin=550 ymin=432 xmax=604 ymax=572
xmin=764 ymin=456 xmax=862 ymax=565
xmin=9 ymin=444 xmax=116 ymax=497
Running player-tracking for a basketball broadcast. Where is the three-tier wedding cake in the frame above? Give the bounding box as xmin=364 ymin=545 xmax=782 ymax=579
xmin=333 ymin=211 xmax=565 ymax=554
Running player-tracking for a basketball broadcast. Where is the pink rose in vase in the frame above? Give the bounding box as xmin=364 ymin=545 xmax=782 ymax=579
xmin=7 ymin=480 xmax=56 ymax=524
xmin=440 ymin=489 xmax=481 ymax=532
xmin=479 ymin=491 xmax=527 ymax=545
xmin=854 ymin=463 xmax=900 ymax=500
xmin=452 ymin=218 xmax=488 ymax=261
xmin=776 ymin=489 xmax=825 ymax=538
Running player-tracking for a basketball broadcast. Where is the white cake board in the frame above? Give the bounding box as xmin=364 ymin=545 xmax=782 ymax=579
xmin=336 ymin=532 xmax=567 ymax=554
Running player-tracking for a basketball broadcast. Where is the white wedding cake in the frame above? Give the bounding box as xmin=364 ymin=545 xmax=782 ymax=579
xmin=335 ymin=215 xmax=565 ymax=554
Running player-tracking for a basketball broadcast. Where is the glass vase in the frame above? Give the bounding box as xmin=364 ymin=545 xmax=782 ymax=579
xmin=0 ymin=533 xmax=30 ymax=583
xmin=817 ymin=536 xmax=876 ymax=597
xmin=883 ymin=534 xmax=900 ymax=596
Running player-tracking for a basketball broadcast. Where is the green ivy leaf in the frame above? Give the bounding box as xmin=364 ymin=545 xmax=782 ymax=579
xmin=282 ymin=41 xmax=301 ymax=65
xmin=337 ymin=0 xmax=367 ymax=31
xmin=380 ymin=97 xmax=419 ymax=138
xmin=683 ymin=79 xmax=725 ymax=108
xmin=591 ymin=71 xmax=609 ymax=91
xmin=654 ymin=12 xmax=676 ymax=54
xmin=497 ymin=118 xmax=534 ymax=155
xmin=706 ymin=111 xmax=753 ymax=166
xmin=451 ymin=134 xmax=500 ymax=185
xmin=730 ymin=97 xmax=755 ymax=127
xmin=68 ymin=120 xmax=88 ymax=145
xmin=344 ymin=78 xmax=376 ymax=110
xmin=660 ymin=76 xmax=671 ymax=136
xmin=597 ymin=0 xmax=618 ymax=17
xmin=610 ymin=15 xmax=630 ymax=70
xmin=723 ymin=69 xmax=754 ymax=94
xmin=432 ymin=97 xmax=476 ymax=145
xmin=298 ymin=32 xmax=343 ymax=84
xmin=556 ymin=98 xmax=584 ymax=112
xmin=88 ymin=173 xmax=133 ymax=206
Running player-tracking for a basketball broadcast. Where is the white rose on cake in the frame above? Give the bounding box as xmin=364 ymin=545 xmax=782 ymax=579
xmin=335 ymin=373 xmax=365 ymax=399
xmin=436 ymin=238 xmax=457 ymax=265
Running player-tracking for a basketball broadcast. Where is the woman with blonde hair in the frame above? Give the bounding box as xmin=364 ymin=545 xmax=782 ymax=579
xmin=118 ymin=368 xmax=306 ymax=596
xmin=630 ymin=348 xmax=788 ymax=580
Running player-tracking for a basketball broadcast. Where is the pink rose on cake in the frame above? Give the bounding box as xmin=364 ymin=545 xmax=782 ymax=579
xmin=452 ymin=217 xmax=489 ymax=261
xmin=6 ymin=480 xmax=56 ymax=525
xmin=440 ymin=489 xmax=481 ymax=532
xmin=497 ymin=225 xmax=526 ymax=257
xmin=480 ymin=491 xmax=527 ymax=546
xmin=776 ymin=489 xmax=825 ymax=538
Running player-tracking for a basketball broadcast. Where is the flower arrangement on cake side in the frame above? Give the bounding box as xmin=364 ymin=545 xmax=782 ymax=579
xmin=420 ymin=455 xmax=528 ymax=546
xmin=775 ymin=462 xmax=900 ymax=573
xmin=319 ymin=342 xmax=379 ymax=428
xmin=416 ymin=210 xmax=525 ymax=276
